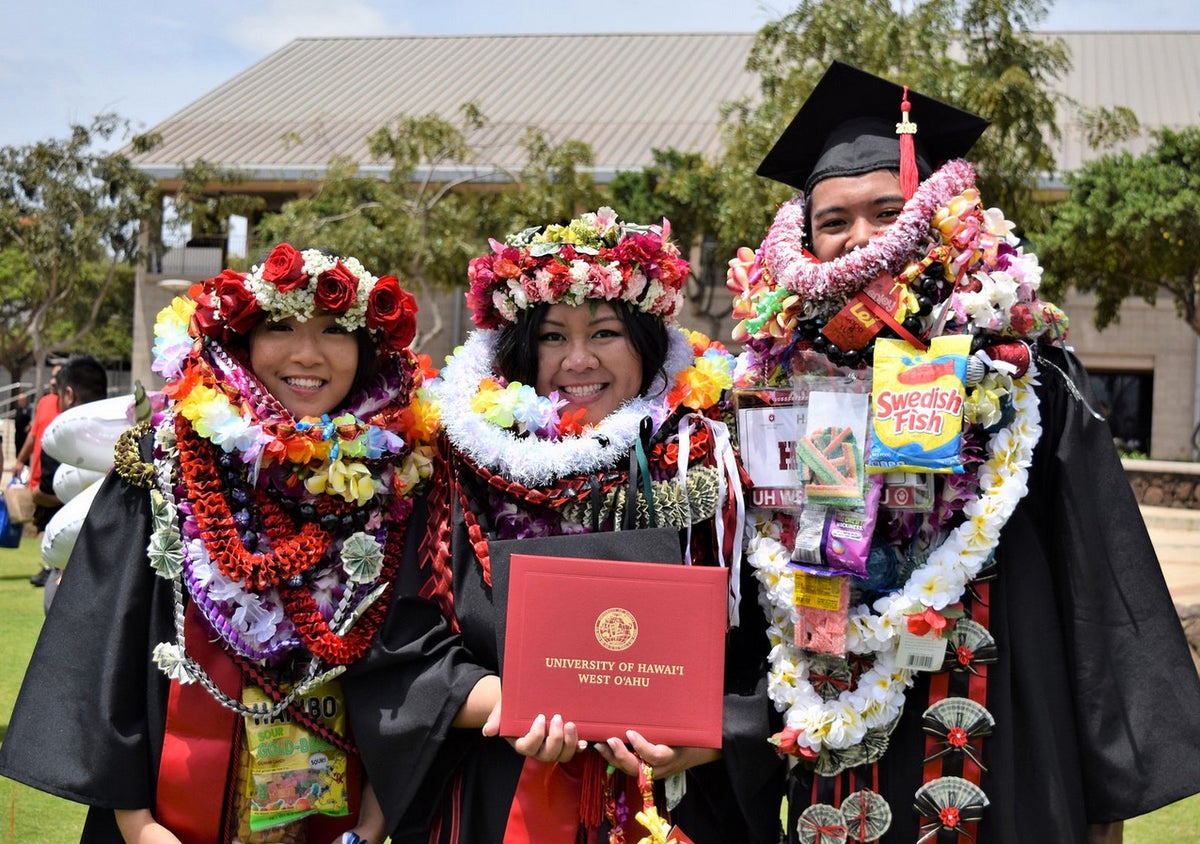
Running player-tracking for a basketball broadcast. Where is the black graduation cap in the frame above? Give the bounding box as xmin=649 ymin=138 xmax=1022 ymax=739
xmin=757 ymin=61 xmax=990 ymax=195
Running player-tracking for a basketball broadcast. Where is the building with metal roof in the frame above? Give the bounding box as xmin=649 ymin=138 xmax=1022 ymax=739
xmin=129 ymin=31 xmax=1200 ymax=459
xmin=130 ymin=31 xmax=1200 ymax=186
xmin=132 ymin=33 xmax=760 ymax=190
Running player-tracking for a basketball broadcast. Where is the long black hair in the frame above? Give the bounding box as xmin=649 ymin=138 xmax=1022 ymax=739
xmin=493 ymin=300 xmax=670 ymax=398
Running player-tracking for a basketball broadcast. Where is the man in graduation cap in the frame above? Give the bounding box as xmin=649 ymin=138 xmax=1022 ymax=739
xmin=729 ymin=62 xmax=1200 ymax=844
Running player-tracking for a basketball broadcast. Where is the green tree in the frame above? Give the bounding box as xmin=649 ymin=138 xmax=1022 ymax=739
xmin=718 ymin=0 xmax=1071 ymax=242
xmin=610 ymin=150 xmax=731 ymax=337
xmin=1037 ymin=126 xmax=1200 ymax=335
xmin=0 ymin=247 xmax=37 ymax=381
xmin=257 ymin=105 xmax=601 ymax=343
xmin=0 ymin=114 xmax=159 ymax=390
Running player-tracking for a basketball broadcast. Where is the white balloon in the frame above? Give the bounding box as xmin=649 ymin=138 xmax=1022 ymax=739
xmin=41 ymin=395 xmax=134 ymax=473
xmin=40 ymin=479 xmax=103 ymax=568
xmin=52 ymin=463 xmax=107 ymax=503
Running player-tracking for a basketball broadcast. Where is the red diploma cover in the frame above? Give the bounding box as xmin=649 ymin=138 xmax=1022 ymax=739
xmin=499 ymin=553 xmax=727 ymax=748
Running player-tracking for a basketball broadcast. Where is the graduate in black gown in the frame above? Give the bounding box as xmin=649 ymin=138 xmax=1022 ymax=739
xmin=0 ymin=245 xmax=434 ymax=844
xmin=729 ymin=62 xmax=1200 ymax=843
xmin=344 ymin=209 xmax=784 ymax=843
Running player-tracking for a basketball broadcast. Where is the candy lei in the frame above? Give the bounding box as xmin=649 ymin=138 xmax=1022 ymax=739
xmin=748 ymin=368 xmax=1041 ymax=768
xmin=434 ymin=326 xmax=710 ymax=488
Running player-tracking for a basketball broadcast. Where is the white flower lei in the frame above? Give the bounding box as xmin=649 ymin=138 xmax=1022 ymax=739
xmin=748 ymin=365 xmax=1041 ymax=759
xmin=433 ymin=326 xmax=696 ymax=487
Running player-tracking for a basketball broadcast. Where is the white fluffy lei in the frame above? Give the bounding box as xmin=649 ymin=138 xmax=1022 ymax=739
xmin=749 ymin=364 xmax=1041 ymax=758
xmin=434 ymin=326 xmax=696 ymax=487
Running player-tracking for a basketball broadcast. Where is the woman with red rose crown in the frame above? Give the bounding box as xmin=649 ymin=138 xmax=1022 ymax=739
xmin=350 ymin=208 xmax=785 ymax=844
xmin=0 ymin=244 xmax=438 ymax=844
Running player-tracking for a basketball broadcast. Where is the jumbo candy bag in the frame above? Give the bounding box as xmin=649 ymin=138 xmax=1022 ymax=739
xmin=868 ymin=336 xmax=972 ymax=474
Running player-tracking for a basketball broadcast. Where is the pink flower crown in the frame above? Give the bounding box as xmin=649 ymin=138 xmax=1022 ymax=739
xmin=188 ymin=243 xmax=418 ymax=354
xmin=465 ymin=207 xmax=690 ymax=329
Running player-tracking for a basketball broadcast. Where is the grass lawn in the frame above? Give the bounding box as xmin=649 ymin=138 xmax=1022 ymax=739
xmin=1 ymin=536 xmax=87 ymax=842
xmin=1 ymin=533 xmax=1197 ymax=842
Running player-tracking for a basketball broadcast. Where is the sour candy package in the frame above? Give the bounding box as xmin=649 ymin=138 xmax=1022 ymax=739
xmin=797 ymin=389 xmax=870 ymax=509
xmin=868 ymin=335 xmax=972 ymax=473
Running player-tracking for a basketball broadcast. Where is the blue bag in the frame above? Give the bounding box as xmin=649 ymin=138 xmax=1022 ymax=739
xmin=0 ymin=494 xmax=23 ymax=548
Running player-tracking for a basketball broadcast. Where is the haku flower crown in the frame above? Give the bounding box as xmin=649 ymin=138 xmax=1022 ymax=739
xmin=186 ymin=243 xmax=418 ymax=354
xmin=465 ymin=207 xmax=690 ymax=329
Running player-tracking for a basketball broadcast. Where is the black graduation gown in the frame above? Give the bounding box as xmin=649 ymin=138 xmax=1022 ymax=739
xmin=0 ymin=455 xmax=438 ymax=843
xmin=353 ymin=449 xmax=786 ymax=844
xmin=786 ymin=345 xmax=1200 ymax=842
xmin=0 ymin=462 xmax=170 ymax=843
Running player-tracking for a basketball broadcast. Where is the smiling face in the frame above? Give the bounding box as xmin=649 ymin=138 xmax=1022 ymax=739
xmin=248 ymin=314 xmax=360 ymax=419
xmin=808 ymin=169 xmax=906 ymax=262
xmin=534 ymin=302 xmax=644 ymax=426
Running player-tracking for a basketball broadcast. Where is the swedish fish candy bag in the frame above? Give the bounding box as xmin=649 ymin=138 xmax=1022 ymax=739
xmin=868 ymin=336 xmax=971 ymax=473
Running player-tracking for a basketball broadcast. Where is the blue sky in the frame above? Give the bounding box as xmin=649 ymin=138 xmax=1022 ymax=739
xmin=3 ymin=0 xmax=1199 ymax=149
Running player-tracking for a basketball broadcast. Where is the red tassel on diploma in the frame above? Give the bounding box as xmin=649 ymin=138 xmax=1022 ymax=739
xmin=898 ymin=86 xmax=919 ymax=199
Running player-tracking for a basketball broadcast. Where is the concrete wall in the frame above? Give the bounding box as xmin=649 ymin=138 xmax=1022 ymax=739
xmin=1062 ymin=290 xmax=1199 ymax=461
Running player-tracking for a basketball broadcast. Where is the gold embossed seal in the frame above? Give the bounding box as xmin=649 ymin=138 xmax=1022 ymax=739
xmin=594 ymin=608 xmax=638 ymax=651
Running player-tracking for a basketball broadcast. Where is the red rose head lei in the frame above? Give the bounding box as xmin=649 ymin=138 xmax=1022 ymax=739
xmin=185 ymin=243 xmax=418 ymax=355
xmin=465 ymin=207 xmax=690 ymax=329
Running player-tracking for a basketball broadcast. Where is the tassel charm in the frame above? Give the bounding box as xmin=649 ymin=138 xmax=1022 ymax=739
xmin=897 ymin=86 xmax=919 ymax=199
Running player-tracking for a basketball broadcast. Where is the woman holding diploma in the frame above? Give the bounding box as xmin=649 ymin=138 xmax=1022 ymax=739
xmin=353 ymin=208 xmax=782 ymax=843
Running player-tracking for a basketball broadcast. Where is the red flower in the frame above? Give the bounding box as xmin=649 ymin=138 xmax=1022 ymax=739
xmin=905 ymin=602 xmax=963 ymax=637
xmin=314 ymin=260 xmax=359 ymax=314
xmin=494 ymin=256 xmax=522 ymax=279
xmin=659 ymin=255 xmax=689 ymax=287
xmin=261 ymin=243 xmax=307 ymax=291
xmin=769 ymin=726 xmax=818 ymax=760
xmin=190 ymin=269 xmax=262 ymax=340
xmin=415 ymin=353 xmax=438 ymax=381
xmin=1008 ymin=303 xmax=1034 ymax=335
xmin=558 ymin=407 xmax=588 ymax=437
xmin=615 ymin=233 xmax=654 ymax=269
xmin=906 ymin=606 xmax=949 ymax=637
xmin=367 ymin=275 xmax=418 ymax=350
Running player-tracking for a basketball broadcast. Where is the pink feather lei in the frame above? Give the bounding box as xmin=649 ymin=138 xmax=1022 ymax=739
xmin=761 ymin=159 xmax=977 ymax=306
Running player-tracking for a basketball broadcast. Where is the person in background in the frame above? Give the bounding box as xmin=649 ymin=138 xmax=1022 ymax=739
xmin=37 ymin=354 xmax=109 ymax=610
xmin=0 ymin=244 xmax=432 ymax=844
xmin=14 ymin=364 xmax=61 ymax=586
xmin=12 ymin=390 xmax=31 ymax=460
xmin=729 ymin=61 xmax=1200 ymax=844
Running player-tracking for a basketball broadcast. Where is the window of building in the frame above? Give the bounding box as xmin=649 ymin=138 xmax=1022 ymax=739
xmin=1087 ymin=370 xmax=1153 ymax=456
